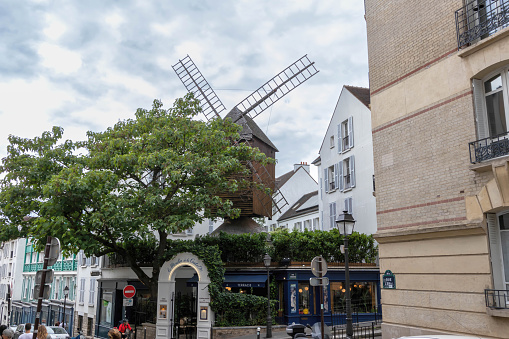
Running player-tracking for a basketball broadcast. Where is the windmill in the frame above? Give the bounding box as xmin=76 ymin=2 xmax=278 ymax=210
xmin=172 ymin=55 xmax=318 ymax=223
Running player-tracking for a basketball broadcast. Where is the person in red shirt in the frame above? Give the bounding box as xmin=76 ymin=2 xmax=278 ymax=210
xmin=118 ymin=319 xmax=132 ymax=339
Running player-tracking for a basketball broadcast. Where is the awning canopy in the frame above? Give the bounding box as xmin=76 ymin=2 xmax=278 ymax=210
xmin=187 ymin=273 xmax=267 ymax=288
xmin=223 ymin=274 xmax=267 ymax=288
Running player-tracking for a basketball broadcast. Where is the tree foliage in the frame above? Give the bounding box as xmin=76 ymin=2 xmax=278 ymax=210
xmin=0 ymin=93 xmax=270 ymax=297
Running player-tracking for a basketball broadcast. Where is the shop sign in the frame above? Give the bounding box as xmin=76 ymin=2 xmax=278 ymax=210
xmin=123 ymin=298 xmax=133 ymax=306
xmin=289 ymin=273 xmax=297 ymax=280
xmin=383 ymin=270 xmax=396 ymax=289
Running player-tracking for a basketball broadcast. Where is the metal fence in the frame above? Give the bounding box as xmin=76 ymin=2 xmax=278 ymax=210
xmin=455 ymin=0 xmax=509 ymax=49
xmin=485 ymin=289 xmax=509 ymax=309
xmin=469 ymin=131 xmax=509 ymax=163
xmin=332 ymin=322 xmax=377 ymax=339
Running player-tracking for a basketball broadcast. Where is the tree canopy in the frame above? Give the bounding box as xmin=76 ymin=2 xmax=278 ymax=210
xmin=0 ymin=93 xmax=270 ymax=296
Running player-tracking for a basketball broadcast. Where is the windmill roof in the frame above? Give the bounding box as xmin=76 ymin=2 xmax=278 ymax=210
xmin=225 ymin=108 xmax=278 ymax=151
xmin=278 ymin=190 xmax=319 ymax=222
xmin=344 ymin=86 xmax=370 ymax=108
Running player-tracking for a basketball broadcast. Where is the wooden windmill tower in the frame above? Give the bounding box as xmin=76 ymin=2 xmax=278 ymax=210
xmin=172 ymin=55 xmax=318 ymax=223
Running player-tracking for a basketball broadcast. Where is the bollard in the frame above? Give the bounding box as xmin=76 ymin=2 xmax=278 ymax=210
xmin=143 ymin=327 xmax=146 ymax=339
xmin=256 ymin=326 xmax=260 ymax=339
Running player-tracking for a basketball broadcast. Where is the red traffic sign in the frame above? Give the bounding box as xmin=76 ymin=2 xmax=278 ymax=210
xmin=123 ymin=285 xmax=136 ymax=298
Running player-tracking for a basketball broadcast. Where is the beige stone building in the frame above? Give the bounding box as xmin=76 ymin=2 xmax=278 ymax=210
xmin=364 ymin=0 xmax=509 ymax=338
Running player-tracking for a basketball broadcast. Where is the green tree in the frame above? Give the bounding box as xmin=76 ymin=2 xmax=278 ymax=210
xmin=0 ymin=93 xmax=270 ymax=298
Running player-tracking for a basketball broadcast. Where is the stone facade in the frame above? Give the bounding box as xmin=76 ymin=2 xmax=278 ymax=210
xmin=365 ymin=0 xmax=509 ymax=338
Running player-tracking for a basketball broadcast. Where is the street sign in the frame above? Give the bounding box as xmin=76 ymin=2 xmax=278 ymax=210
xmin=123 ymin=298 xmax=133 ymax=306
xmin=35 ymin=269 xmax=54 ymax=285
xmin=383 ymin=270 xmax=396 ymax=289
xmin=311 ymin=256 xmax=328 ymax=277
xmin=123 ymin=285 xmax=136 ymax=298
xmin=47 ymin=237 xmax=60 ymax=267
xmin=310 ymin=277 xmax=329 ymax=286
xmin=33 ymin=284 xmax=51 ymax=300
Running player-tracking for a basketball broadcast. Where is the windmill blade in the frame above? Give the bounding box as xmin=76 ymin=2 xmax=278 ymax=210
xmin=233 ymin=55 xmax=319 ymax=122
xmin=172 ymin=55 xmax=226 ymax=121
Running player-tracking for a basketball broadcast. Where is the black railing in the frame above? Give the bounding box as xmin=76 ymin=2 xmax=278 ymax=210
xmin=455 ymin=0 xmax=509 ymax=49
xmin=332 ymin=322 xmax=377 ymax=339
xmin=485 ymin=289 xmax=509 ymax=309
xmin=469 ymin=131 xmax=509 ymax=163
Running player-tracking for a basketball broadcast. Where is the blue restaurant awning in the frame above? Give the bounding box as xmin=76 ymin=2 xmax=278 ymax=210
xmin=223 ymin=274 xmax=267 ymax=288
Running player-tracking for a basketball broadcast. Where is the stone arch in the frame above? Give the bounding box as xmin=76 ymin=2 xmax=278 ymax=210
xmin=156 ymin=252 xmax=213 ymax=339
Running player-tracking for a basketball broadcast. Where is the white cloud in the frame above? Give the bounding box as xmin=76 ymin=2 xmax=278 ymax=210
xmin=37 ymin=43 xmax=82 ymax=74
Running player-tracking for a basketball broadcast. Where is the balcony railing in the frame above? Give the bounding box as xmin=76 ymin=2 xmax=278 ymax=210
xmin=455 ymin=0 xmax=509 ymax=49
xmin=469 ymin=132 xmax=509 ymax=163
xmin=485 ymin=289 xmax=509 ymax=309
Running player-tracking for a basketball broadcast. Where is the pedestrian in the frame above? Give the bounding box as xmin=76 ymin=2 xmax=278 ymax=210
xmin=118 ymin=319 xmax=131 ymax=339
xmin=2 ymin=328 xmax=14 ymax=339
xmin=0 ymin=326 xmax=7 ymax=338
xmin=54 ymin=322 xmax=59 ymax=327
xmin=108 ymin=329 xmax=121 ymax=339
xmin=36 ymin=325 xmax=51 ymax=339
xmin=18 ymin=324 xmax=32 ymax=339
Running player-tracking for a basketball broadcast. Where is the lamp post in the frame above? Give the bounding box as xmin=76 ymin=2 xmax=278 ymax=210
xmin=62 ymin=286 xmax=69 ymax=329
xmin=336 ymin=210 xmax=356 ymax=339
xmin=263 ymin=253 xmax=272 ymax=338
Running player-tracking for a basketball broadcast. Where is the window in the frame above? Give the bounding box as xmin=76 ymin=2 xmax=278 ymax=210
xmin=298 ymin=283 xmax=310 ymax=315
xmin=208 ymin=219 xmax=214 ymax=234
xmin=270 ymin=223 xmax=277 ymax=232
xmin=313 ymin=218 xmax=319 ymax=231
xmin=324 ymin=165 xmax=337 ymax=192
xmin=90 ymin=256 xmax=97 ymax=266
xmin=329 ymin=202 xmax=337 ymax=229
xmin=473 ymin=67 xmax=509 ymax=140
xmin=303 ymin=219 xmax=311 ymax=230
xmin=294 ymin=222 xmax=302 ymax=231
xmin=80 ymin=252 xmax=87 ymax=266
xmin=79 ymin=278 xmax=85 ymax=303
xmin=339 ymin=156 xmax=356 ymax=191
xmin=338 ymin=116 xmax=354 ymax=152
xmin=331 ymin=281 xmax=377 ymax=313
xmin=89 ymin=279 xmax=96 ymax=304
xmin=186 ymin=227 xmax=193 ymax=235
xmin=344 ymin=197 xmax=353 ymax=214
xmin=330 ymin=135 xmax=335 ymax=148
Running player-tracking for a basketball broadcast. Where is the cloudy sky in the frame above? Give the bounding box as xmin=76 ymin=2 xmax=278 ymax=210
xmin=0 ymin=0 xmax=368 ymax=179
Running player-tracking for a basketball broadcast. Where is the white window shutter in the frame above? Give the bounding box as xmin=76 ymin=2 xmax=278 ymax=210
xmin=324 ymin=169 xmax=329 ymax=193
xmin=348 ymin=197 xmax=353 ymax=214
xmin=338 ymin=124 xmax=342 ymax=153
xmin=487 ymin=214 xmax=505 ymax=290
xmin=473 ymin=79 xmax=489 ymax=140
xmin=348 ymin=116 xmax=354 ymax=148
xmin=320 ymin=179 xmax=323 ymax=199
xmin=339 ymin=160 xmax=344 ymax=191
xmin=329 ymin=203 xmax=333 ymax=229
xmin=321 ymin=211 xmax=324 ymax=230
xmin=350 ymin=156 xmax=356 ymax=188
xmin=334 ymin=163 xmax=339 ymax=189
xmin=344 ymin=198 xmax=348 ymax=213
xmin=332 ymin=202 xmax=336 ymax=228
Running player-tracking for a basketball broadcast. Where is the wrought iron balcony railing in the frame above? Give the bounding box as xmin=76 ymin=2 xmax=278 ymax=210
xmin=485 ymin=289 xmax=509 ymax=309
xmin=455 ymin=0 xmax=509 ymax=49
xmin=469 ymin=131 xmax=509 ymax=163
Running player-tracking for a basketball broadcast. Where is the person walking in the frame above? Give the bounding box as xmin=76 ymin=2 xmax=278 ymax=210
xmin=18 ymin=324 xmax=32 ymax=339
xmin=36 ymin=325 xmax=51 ymax=339
xmin=2 ymin=328 xmax=14 ymax=339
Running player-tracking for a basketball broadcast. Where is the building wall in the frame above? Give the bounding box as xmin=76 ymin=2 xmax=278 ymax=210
xmin=317 ymin=87 xmax=376 ymax=235
xmin=365 ymin=0 xmax=509 ymax=337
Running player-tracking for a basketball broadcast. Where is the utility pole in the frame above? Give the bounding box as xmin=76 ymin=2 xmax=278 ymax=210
xmin=33 ymin=236 xmax=52 ymax=339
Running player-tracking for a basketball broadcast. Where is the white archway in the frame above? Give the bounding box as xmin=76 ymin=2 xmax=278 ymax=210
xmin=156 ymin=252 xmax=213 ymax=339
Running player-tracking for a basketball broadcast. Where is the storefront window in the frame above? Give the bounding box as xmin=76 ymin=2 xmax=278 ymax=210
xmin=331 ymin=282 xmax=376 ymax=313
xmin=298 ymin=283 xmax=310 ymax=315
xmin=99 ymin=291 xmax=113 ymax=326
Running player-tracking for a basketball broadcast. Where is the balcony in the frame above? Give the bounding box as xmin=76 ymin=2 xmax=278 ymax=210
xmin=23 ymin=259 xmax=78 ymax=272
xmin=486 ymin=289 xmax=509 ymax=309
xmin=455 ymin=0 xmax=509 ymax=49
xmin=469 ymin=132 xmax=509 ymax=163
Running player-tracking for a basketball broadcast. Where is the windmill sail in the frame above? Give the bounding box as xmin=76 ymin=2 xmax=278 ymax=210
xmin=172 ymin=55 xmax=226 ymax=121
xmin=233 ymin=55 xmax=319 ymax=123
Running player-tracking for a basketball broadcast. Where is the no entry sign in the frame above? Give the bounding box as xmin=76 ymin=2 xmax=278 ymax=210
xmin=123 ymin=285 xmax=136 ymax=298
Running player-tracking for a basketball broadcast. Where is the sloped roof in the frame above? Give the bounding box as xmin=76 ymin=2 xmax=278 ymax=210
xmin=275 ymin=170 xmax=295 ymax=189
xmin=210 ymin=217 xmax=264 ymax=235
xmin=344 ymin=86 xmax=370 ymax=109
xmin=278 ymin=190 xmax=319 ymax=222
xmin=225 ymin=107 xmax=278 ymax=151
xmin=311 ymin=156 xmax=320 ymax=165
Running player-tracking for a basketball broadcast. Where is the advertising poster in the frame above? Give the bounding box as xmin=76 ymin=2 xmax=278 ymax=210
xmin=290 ymin=283 xmax=297 ymax=314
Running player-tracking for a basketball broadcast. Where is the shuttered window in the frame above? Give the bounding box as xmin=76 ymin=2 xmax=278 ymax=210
xmin=329 ymin=202 xmax=336 ymax=229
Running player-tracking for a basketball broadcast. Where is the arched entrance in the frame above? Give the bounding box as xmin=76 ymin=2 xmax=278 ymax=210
xmin=156 ymin=253 xmax=213 ymax=339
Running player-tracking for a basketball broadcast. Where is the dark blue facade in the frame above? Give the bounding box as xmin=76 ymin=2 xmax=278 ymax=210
xmin=273 ymin=267 xmax=380 ymax=326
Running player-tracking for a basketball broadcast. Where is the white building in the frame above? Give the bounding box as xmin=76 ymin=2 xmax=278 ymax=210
xmin=277 ymin=190 xmax=319 ymax=231
xmin=265 ymin=163 xmax=318 ymax=231
xmin=74 ymin=252 xmax=101 ymax=337
xmin=313 ymin=86 xmax=376 ymax=235
xmin=0 ymin=239 xmax=25 ymax=324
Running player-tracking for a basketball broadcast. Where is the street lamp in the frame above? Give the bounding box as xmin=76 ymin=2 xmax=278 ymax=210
xmin=263 ymin=253 xmax=272 ymax=338
xmin=62 ymin=286 xmax=69 ymax=329
xmin=336 ymin=211 xmax=356 ymax=339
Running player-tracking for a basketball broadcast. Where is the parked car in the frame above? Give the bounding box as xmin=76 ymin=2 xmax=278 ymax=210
xmin=14 ymin=324 xmax=67 ymax=339
xmin=48 ymin=327 xmax=70 ymax=339
xmin=398 ymin=336 xmax=489 ymax=339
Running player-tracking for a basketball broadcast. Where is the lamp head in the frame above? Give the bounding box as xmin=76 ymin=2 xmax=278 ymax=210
xmin=263 ymin=253 xmax=271 ymax=267
xmin=335 ymin=210 xmax=356 ymax=235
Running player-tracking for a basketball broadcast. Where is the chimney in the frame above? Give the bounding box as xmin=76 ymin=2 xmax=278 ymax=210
xmin=294 ymin=162 xmax=310 ymax=173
